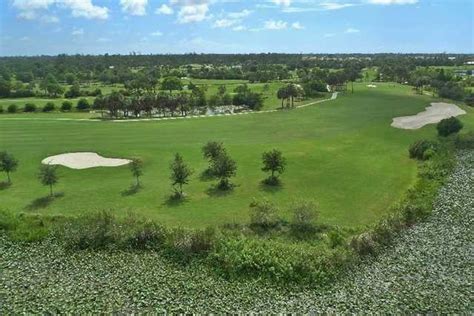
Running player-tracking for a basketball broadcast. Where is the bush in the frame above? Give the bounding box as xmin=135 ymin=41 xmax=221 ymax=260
xmin=7 ymin=104 xmax=17 ymax=113
xmin=23 ymin=103 xmax=37 ymax=112
xmin=249 ymin=199 xmax=280 ymax=230
xmin=350 ymin=232 xmax=376 ymax=255
xmin=42 ymin=102 xmax=55 ymax=112
xmin=0 ymin=105 xmax=3 ymax=114
xmin=455 ymin=132 xmax=474 ymax=149
xmin=328 ymin=229 xmax=346 ymax=248
xmin=61 ymin=101 xmax=73 ymax=112
xmin=168 ymin=227 xmax=216 ymax=259
xmin=408 ymin=139 xmax=438 ymax=160
xmin=290 ymin=200 xmax=318 ymax=234
xmin=437 ymin=117 xmax=463 ymax=137
xmin=76 ymin=98 xmax=90 ymax=111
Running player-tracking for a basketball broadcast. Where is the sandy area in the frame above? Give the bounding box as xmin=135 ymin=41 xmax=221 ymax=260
xmin=42 ymin=152 xmax=131 ymax=169
xmin=391 ymin=102 xmax=466 ymax=130
xmin=367 ymin=84 xmax=377 ymax=88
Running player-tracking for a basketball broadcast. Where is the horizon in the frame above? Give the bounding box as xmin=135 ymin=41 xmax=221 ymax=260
xmin=1 ymin=0 xmax=473 ymax=56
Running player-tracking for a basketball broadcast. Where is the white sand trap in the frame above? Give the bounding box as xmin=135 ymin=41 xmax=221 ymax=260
xmin=367 ymin=84 xmax=377 ymax=88
xmin=42 ymin=152 xmax=131 ymax=169
xmin=391 ymin=102 xmax=466 ymax=130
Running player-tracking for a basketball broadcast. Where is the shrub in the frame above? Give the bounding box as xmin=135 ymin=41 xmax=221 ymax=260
xmin=42 ymin=102 xmax=55 ymax=112
xmin=290 ymin=200 xmax=318 ymax=234
xmin=249 ymin=199 xmax=280 ymax=230
xmin=61 ymin=101 xmax=73 ymax=111
xmin=0 ymin=105 xmax=3 ymax=114
xmin=23 ymin=103 xmax=37 ymax=112
xmin=436 ymin=117 xmax=463 ymax=137
xmin=350 ymin=232 xmax=376 ymax=255
xmin=7 ymin=104 xmax=17 ymax=113
xmin=328 ymin=229 xmax=346 ymax=248
xmin=76 ymin=98 xmax=90 ymax=111
xmin=124 ymin=221 xmax=166 ymax=250
xmin=168 ymin=227 xmax=216 ymax=259
xmin=408 ymin=139 xmax=438 ymax=160
xmin=455 ymin=132 xmax=474 ymax=149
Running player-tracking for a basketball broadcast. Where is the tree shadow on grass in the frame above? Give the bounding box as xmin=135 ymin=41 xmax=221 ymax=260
xmin=259 ymin=180 xmax=283 ymax=194
xmin=25 ymin=192 xmax=64 ymax=211
xmin=163 ymin=193 xmax=189 ymax=207
xmin=0 ymin=181 xmax=11 ymax=190
xmin=199 ymin=169 xmax=216 ymax=182
xmin=205 ymin=184 xmax=238 ymax=197
xmin=121 ymin=184 xmax=141 ymax=197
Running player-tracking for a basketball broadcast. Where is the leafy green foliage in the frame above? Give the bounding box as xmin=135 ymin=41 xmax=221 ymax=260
xmin=409 ymin=139 xmax=438 ymax=160
xmin=436 ymin=116 xmax=463 ymax=137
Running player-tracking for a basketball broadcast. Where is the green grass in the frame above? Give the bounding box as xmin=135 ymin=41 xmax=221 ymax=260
xmin=0 ymin=83 xmax=472 ymax=229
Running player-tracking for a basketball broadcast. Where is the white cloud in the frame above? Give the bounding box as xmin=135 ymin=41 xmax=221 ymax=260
xmin=40 ymin=15 xmax=59 ymax=23
xmin=291 ymin=22 xmax=304 ymax=29
xmin=150 ymin=30 xmax=163 ymax=36
xmin=345 ymin=27 xmax=360 ymax=33
xmin=155 ymin=4 xmax=173 ymax=15
xmin=177 ymin=3 xmax=210 ymax=23
xmin=227 ymin=9 xmax=252 ymax=19
xmin=12 ymin=0 xmax=109 ymax=20
xmin=368 ymin=0 xmax=418 ymax=4
xmin=213 ymin=18 xmax=238 ymax=28
xmin=20 ymin=36 xmax=30 ymax=41
xmin=232 ymin=25 xmax=246 ymax=31
xmin=272 ymin=0 xmax=291 ymax=6
xmin=71 ymin=27 xmax=84 ymax=36
xmin=120 ymin=0 xmax=148 ymax=16
xmin=60 ymin=0 xmax=109 ymax=19
xmin=320 ymin=2 xmax=356 ymax=10
xmin=264 ymin=20 xmax=288 ymax=30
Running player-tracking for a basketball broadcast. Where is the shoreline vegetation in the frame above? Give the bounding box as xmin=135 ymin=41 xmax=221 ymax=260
xmin=1 ymin=138 xmax=472 ymax=313
xmin=2 ymin=132 xmax=472 ymax=286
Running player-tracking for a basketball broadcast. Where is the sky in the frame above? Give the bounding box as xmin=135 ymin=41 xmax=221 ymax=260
xmin=0 ymin=0 xmax=472 ymax=56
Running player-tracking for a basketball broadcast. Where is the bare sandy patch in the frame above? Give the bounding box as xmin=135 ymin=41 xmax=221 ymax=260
xmin=367 ymin=84 xmax=377 ymax=88
xmin=391 ymin=102 xmax=466 ymax=130
xmin=42 ymin=152 xmax=131 ymax=169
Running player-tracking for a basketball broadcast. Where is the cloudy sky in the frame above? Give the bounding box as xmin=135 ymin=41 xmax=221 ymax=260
xmin=0 ymin=0 xmax=472 ymax=56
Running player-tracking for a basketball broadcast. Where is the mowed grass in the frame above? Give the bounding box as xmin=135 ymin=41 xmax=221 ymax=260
xmin=1 ymin=83 xmax=472 ymax=229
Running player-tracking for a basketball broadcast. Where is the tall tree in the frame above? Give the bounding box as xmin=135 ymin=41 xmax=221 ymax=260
xmin=129 ymin=159 xmax=143 ymax=187
xmin=261 ymin=149 xmax=286 ymax=185
xmin=211 ymin=152 xmax=237 ymax=190
xmin=38 ymin=164 xmax=58 ymax=197
xmin=0 ymin=151 xmax=18 ymax=184
xmin=161 ymin=76 xmax=183 ymax=95
xmin=170 ymin=153 xmax=193 ymax=198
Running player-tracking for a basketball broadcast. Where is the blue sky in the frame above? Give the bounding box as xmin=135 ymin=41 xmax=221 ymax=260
xmin=0 ymin=0 xmax=472 ymax=56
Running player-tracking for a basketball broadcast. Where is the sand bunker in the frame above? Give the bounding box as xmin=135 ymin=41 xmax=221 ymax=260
xmin=42 ymin=152 xmax=131 ymax=169
xmin=367 ymin=84 xmax=377 ymax=88
xmin=391 ymin=102 xmax=466 ymax=130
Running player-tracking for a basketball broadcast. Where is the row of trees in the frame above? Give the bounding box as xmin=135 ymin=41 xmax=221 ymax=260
xmin=93 ymin=83 xmax=263 ymax=119
xmin=0 ymin=144 xmax=286 ymax=199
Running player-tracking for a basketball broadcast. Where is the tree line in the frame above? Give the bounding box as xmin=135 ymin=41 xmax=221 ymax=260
xmin=0 ymin=143 xmax=286 ymax=200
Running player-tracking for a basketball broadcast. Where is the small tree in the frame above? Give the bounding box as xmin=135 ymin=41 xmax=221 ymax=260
xmin=170 ymin=153 xmax=193 ymax=198
xmin=212 ymin=153 xmax=237 ymax=190
xmin=43 ymin=102 xmax=55 ymax=112
xmin=7 ymin=104 xmax=17 ymax=113
xmin=129 ymin=159 xmax=143 ymax=187
xmin=76 ymin=98 xmax=90 ymax=111
xmin=436 ymin=117 xmax=463 ymax=137
xmin=261 ymin=149 xmax=286 ymax=185
xmin=61 ymin=101 xmax=73 ymax=112
xmin=39 ymin=164 xmax=58 ymax=197
xmin=0 ymin=151 xmax=18 ymax=184
xmin=202 ymin=141 xmax=226 ymax=161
